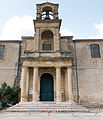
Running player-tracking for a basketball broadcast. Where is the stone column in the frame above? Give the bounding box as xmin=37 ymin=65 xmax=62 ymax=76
xmin=56 ymin=67 xmax=61 ymax=102
xmin=33 ymin=67 xmax=39 ymax=102
xmin=26 ymin=68 xmax=29 ymax=101
xmin=21 ymin=66 xmax=28 ymax=102
xmin=67 ymin=67 xmax=73 ymax=102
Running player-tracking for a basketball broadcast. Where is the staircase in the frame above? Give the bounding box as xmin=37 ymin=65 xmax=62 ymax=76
xmin=7 ymin=102 xmax=89 ymax=112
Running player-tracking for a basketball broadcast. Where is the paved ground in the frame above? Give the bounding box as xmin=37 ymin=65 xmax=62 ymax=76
xmin=1 ymin=109 xmax=103 ymax=120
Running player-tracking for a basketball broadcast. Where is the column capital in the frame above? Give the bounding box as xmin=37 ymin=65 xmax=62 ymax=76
xmin=67 ymin=66 xmax=72 ymax=69
xmin=33 ymin=67 xmax=39 ymax=69
xmin=55 ymin=66 xmax=61 ymax=69
xmin=22 ymin=66 xmax=28 ymax=69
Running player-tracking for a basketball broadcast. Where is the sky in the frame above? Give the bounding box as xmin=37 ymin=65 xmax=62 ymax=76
xmin=0 ymin=0 xmax=103 ymax=40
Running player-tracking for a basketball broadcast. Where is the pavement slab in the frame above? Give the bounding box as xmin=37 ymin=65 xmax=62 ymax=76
xmin=0 ymin=111 xmax=103 ymax=120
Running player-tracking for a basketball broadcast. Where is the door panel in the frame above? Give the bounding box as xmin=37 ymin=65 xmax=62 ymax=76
xmin=40 ymin=73 xmax=54 ymax=101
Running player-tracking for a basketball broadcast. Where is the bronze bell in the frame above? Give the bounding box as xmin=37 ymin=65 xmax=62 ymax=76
xmin=45 ymin=11 xmax=50 ymax=20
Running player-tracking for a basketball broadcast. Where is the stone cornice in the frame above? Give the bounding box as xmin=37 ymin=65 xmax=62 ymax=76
xmin=21 ymin=56 xmax=73 ymax=61
xmin=37 ymin=2 xmax=58 ymax=6
xmin=34 ymin=19 xmax=62 ymax=29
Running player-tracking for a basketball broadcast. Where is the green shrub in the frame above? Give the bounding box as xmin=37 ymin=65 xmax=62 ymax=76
xmin=0 ymin=82 xmax=21 ymax=107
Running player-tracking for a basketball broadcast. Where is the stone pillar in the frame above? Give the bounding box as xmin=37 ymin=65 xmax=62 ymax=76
xmin=26 ymin=68 xmax=29 ymax=101
xmin=33 ymin=67 xmax=39 ymax=102
xmin=56 ymin=67 xmax=61 ymax=102
xmin=21 ymin=66 xmax=28 ymax=102
xmin=67 ymin=67 xmax=73 ymax=102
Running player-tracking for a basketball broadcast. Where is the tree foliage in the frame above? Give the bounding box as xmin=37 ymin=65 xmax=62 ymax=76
xmin=0 ymin=82 xmax=20 ymax=106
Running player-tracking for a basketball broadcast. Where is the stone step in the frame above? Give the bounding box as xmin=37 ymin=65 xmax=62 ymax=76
xmin=7 ymin=109 xmax=88 ymax=112
xmin=7 ymin=102 xmax=89 ymax=112
xmin=8 ymin=106 xmax=85 ymax=109
xmin=16 ymin=106 xmax=77 ymax=108
xmin=8 ymin=106 xmax=86 ymax=109
xmin=8 ymin=107 xmax=85 ymax=110
xmin=8 ymin=108 xmax=87 ymax=112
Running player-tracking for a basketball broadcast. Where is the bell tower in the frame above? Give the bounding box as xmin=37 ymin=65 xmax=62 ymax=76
xmin=20 ymin=1 xmax=74 ymax=104
xmin=33 ymin=2 xmax=62 ymax=56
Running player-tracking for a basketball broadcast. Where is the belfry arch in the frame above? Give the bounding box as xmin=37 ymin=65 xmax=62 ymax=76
xmin=36 ymin=3 xmax=59 ymax=20
xmin=42 ymin=6 xmax=53 ymax=20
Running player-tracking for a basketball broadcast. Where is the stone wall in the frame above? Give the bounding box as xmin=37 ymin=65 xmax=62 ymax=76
xmin=74 ymin=40 xmax=103 ymax=105
xmin=0 ymin=41 xmax=20 ymax=87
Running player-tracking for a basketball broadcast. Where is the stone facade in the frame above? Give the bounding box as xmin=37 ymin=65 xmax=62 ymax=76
xmin=74 ymin=40 xmax=103 ymax=105
xmin=20 ymin=2 xmax=74 ymax=102
xmin=0 ymin=2 xmax=103 ymax=106
xmin=0 ymin=41 xmax=21 ymax=87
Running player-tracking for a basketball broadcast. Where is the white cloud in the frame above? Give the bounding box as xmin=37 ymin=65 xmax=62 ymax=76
xmin=60 ymin=29 xmax=73 ymax=36
xmin=90 ymin=20 xmax=103 ymax=39
xmin=94 ymin=20 xmax=103 ymax=38
xmin=0 ymin=15 xmax=34 ymax=40
xmin=0 ymin=16 xmax=73 ymax=40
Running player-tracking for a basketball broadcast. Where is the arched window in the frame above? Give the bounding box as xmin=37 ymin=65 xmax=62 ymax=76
xmin=90 ymin=44 xmax=101 ymax=58
xmin=41 ymin=30 xmax=54 ymax=51
xmin=42 ymin=7 xmax=53 ymax=20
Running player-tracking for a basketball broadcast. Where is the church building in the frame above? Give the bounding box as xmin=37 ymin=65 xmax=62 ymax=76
xmin=20 ymin=2 xmax=74 ymax=103
xmin=0 ymin=2 xmax=103 ymax=107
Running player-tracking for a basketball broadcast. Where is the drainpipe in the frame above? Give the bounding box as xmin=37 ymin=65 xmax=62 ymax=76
xmin=74 ymin=40 xmax=80 ymax=104
xmin=14 ymin=41 xmax=21 ymax=87
xmin=38 ymin=28 xmax=41 ymax=57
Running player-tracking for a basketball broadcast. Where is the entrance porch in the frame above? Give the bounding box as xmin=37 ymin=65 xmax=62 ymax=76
xmin=20 ymin=59 xmax=74 ymax=102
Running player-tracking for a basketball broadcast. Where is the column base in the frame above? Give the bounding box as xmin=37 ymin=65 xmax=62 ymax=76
xmin=56 ymin=100 xmax=62 ymax=102
xmin=56 ymin=95 xmax=62 ymax=102
xmin=33 ymin=99 xmax=39 ymax=102
xmin=21 ymin=97 xmax=27 ymax=102
xmin=66 ymin=100 xmax=74 ymax=103
xmin=33 ymin=93 xmax=39 ymax=102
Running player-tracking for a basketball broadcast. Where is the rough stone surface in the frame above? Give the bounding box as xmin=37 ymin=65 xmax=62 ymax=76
xmin=75 ymin=40 xmax=103 ymax=105
xmin=0 ymin=41 xmax=20 ymax=87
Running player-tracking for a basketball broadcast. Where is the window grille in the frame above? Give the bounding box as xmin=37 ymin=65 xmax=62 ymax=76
xmin=42 ymin=43 xmax=52 ymax=50
xmin=90 ymin=44 xmax=100 ymax=58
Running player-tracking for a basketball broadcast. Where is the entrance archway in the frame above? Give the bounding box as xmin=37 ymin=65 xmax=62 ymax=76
xmin=40 ymin=73 xmax=54 ymax=101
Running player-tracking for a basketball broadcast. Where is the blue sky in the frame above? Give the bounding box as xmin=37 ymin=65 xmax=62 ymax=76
xmin=0 ymin=0 xmax=103 ymax=40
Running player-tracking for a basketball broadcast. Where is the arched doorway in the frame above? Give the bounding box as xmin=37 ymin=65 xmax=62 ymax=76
xmin=40 ymin=73 xmax=54 ymax=101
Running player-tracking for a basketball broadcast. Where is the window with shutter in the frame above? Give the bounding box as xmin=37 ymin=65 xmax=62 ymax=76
xmin=42 ymin=43 xmax=52 ymax=50
xmin=0 ymin=45 xmax=5 ymax=59
xmin=90 ymin=44 xmax=100 ymax=58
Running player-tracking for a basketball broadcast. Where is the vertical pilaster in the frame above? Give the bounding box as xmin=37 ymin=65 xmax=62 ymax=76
xmin=34 ymin=28 xmax=40 ymax=51
xmin=33 ymin=67 xmax=39 ymax=102
xmin=21 ymin=66 xmax=28 ymax=102
xmin=26 ymin=68 xmax=29 ymax=102
xmin=54 ymin=29 xmax=60 ymax=52
xmin=67 ymin=67 xmax=73 ymax=102
xmin=56 ymin=67 xmax=61 ymax=102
